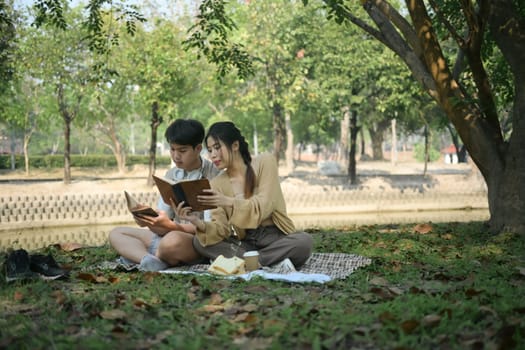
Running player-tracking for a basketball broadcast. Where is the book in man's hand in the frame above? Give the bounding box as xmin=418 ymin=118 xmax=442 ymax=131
xmin=124 ymin=191 xmax=158 ymax=217
xmin=152 ymin=175 xmax=216 ymax=211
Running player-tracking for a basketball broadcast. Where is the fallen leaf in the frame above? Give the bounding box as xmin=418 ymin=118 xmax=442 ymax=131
xmin=142 ymin=272 xmax=158 ymax=282
xmin=414 ymin=223 xmax=432 ymax=234
xmin=13 ymin=291 xmax=24 ymax=301
xmin=51 ymin=290 xmax=67 ymax=305
xmin=201 ymin=304 xmax=225 ymax=313
xmin=232 ymin=312 xmax=250 ymax=322
xmin=209 ymin=293 xmax=223 ymax=305
xmin=236 ymin=326 xmax=256 ymax=335
xmin=133 ymin=298 xmax=151 ymax=309
xmin=263 ymin=319 xmax=285 ymax=330
xmin=242 ymin=303 xmax=258 ymax=312
xmin=108 ymin=276 xmax=120 ymax=284
xmin=187 ymin=291 xmax=197 ymax=302
xmin=77 ymin=272 xmax=108 ymax=283
xmin=99 ymin=309 xmax=126 ymax=320
xmin=59 ymin=242 xmax=84 ymax=251
xmin=370 ymin=287 xmax=394 ymax=301
xmin=244 ymin=285 xmax=269 ymax=293
xmin=378 ymin=311 xmax=395 ymax=323
xmin=369 ymin=276 xmax=389 ymax=286
xmin=421 ymin=314 xmax=441 ymax=327
xmin=400 ymin=319 xmax=419 ymax=334
xmin=478 ymin=305 xmax=498 ymax=318
xmin=353 ymin=326 xmax=370 ymax=336
xmin=387 ymin=286 xmax=404 ymax=295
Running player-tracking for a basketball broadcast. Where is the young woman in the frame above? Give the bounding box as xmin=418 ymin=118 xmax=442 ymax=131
xmin=177 ymin=121 xmax=313 ymax=268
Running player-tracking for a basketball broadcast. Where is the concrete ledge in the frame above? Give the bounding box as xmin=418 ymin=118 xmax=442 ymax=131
xmin=0 ymin=189 xmax=489 ymax=231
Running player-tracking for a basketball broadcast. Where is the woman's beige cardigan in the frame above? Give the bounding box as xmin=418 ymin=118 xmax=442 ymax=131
xmin=195 ymin=153 xmax=296 ymax=247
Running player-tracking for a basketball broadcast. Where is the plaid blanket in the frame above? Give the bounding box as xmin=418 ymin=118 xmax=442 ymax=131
xmin=97 ymin=253 xmax=372 ymax=282
xmin=298 ymin=253 xmax=372 ymax=279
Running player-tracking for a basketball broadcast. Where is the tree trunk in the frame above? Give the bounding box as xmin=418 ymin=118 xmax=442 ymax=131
xmin=446 ymin=123 xmax=467 ymax=163
xmin=485 ymin=0 xmax=525 ymax=233
xmin=272 ymin=101 xmax=285 ymax=161
xmin=147 ymin=101 xmax=163 ymax=186
xmin=348 ymin=110 xmax=360 ymax=184
xmin=23 ymin=134 xmax=30 ymax=176
xmin=285 ymin=112 xmax=294 ymax=173
xmin=56 ymin=83 xmax=80 ymax=185
xmin=367 ymin=119 xmax=390 ymax=160
xmin=423 ymin=125 xmax=429 ymax=176
xmin=360 ymin=128 xmax=366 ymax=158
xmin=9 ymin=129 xmax=16 ymax=170
xmin=390 ymin=118 xmax=397 ymax=166
xmin=63 ymin=118 xmax=71 ymax=184
xmin=339 ymin=108 xmax=349 ymax=166
xmin=114 ymin=140 xmax=126 ymax=174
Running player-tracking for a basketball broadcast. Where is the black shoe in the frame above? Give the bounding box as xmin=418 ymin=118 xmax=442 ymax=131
xmin=4 ymin=249 xmax=39 ymax=283
xmin=29 ymin=253 xmax=69 ymax=280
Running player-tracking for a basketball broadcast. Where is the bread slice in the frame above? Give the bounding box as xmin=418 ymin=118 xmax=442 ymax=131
xmin=208 ymin=255 xmax=246 ymax=275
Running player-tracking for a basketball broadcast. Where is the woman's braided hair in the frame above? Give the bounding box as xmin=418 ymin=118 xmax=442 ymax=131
xmin=205 ymin=121 xmax=256 ymax=198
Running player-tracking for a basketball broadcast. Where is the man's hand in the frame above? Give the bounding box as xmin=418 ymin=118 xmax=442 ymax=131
xmin=135 ymin=210 xmax=179 ymax=235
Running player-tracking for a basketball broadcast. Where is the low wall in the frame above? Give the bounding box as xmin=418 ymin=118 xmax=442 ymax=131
xmin=0 ymin=188 xmax=489 ymax=231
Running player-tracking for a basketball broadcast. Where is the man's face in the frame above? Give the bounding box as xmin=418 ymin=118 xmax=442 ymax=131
xmin=169 ymin=143 xmax=202 ymax=170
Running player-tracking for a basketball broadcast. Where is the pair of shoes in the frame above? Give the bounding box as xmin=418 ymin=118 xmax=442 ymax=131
xmin=4 ymin=249 xmax=39 ymax=282
xmin=138 ymin=254 xmax=169 ymax=272
xmin=29 ymin=253 xmax=69 ymax=280
xmin=4 ymin=249 xmax=69 ymax=282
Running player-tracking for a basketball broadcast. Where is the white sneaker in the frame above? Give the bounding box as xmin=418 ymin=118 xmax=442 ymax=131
xmin=138 ymin=254 xmax=168 ymax=272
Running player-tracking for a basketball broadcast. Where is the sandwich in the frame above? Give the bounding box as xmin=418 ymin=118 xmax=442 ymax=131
xmin=208 ymin=255 xmax=246 ymax=275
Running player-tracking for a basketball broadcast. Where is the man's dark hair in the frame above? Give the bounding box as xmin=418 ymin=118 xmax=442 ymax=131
xmin=164 ymin=119 xmax=205 ymax=147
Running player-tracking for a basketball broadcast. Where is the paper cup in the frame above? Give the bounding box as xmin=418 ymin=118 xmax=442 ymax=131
xmin=243 ymin=251 xmax=260 ymax=271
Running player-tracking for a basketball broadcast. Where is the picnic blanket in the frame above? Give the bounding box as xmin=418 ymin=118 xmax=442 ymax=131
xmin=97 ymin=253 xmax=372 ymax=284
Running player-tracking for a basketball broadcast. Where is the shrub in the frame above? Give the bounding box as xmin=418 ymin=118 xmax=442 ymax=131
xmin=413 ymin=143 xmax=440 ymax=162
xmin=0 ymin=154 xmax=172 ymax=170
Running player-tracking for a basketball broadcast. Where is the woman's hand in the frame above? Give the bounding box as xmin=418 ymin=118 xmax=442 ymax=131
xmin=175 ymin=201 xmax=206 ymax=232
xmin=197 ymin=189 xmax=234 ymax=209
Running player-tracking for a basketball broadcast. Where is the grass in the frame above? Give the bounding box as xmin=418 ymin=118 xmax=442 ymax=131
xmin=1 ymin=221 xmax=524 ymax=349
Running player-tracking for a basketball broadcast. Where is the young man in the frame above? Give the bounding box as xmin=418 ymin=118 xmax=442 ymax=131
xmin=108 ymin=119 xmax=220 ymax=271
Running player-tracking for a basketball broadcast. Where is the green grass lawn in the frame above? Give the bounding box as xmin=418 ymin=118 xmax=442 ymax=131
xmin=1 ymin=222 xmax=524 ymax=349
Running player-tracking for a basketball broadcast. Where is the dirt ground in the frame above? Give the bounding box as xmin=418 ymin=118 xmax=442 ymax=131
xmin=0 ymin=160 xmax=486 ymax=197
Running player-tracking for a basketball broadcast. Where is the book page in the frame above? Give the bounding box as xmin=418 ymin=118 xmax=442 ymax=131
xmin=124 ymin=191 xmax=158 ymax=217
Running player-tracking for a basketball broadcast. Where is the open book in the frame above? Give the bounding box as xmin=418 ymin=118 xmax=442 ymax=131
xmin=124 ymin=191 xmax=158 ymax=217
xmin=152 ymin=175 xmax=216 ymax=211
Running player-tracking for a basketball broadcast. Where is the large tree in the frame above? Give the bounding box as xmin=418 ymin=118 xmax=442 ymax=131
xmin=320 ymin=0 xmax=525 ymax=234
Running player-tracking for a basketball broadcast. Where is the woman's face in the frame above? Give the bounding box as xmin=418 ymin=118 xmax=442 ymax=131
xmin=206 ymin=137 xmax=231 ymax=170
